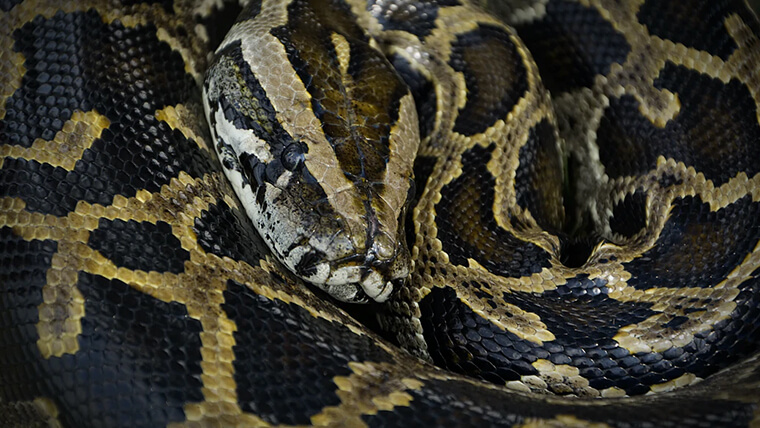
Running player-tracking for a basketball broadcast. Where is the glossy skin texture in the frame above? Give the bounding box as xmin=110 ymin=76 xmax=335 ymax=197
xmin=344 ymin=0 xmax=760 ymax=399
xmin=0 ymin=0 xmax=759 ymax=427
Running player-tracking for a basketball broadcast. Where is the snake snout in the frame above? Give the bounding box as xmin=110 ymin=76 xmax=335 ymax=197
xmin=325 ymin=233 xmax=410 ymax=303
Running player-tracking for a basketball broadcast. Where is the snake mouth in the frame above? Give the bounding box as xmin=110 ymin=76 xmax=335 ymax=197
xmin=315 ymin=271 xmax=391 ymax=303
xmin=322 ymin=278 xmax=392 ymax=304
xmin=294 ymin=239 xmax=409 ymax=303
xmin=304 ymin=257 xmax=405 ymax=303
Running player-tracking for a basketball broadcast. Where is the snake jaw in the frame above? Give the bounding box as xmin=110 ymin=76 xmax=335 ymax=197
xmin=294 ymin=233 xmax=409 ymax=303
xmin=320 ymin=271 xmax=397 ymax=304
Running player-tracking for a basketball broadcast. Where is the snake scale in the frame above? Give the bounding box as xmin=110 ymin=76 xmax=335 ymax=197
xmin=1 ymin=0 xmax=760 ymax=426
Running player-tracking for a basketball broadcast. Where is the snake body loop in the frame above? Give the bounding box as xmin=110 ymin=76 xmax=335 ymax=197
xmin=1 ymin=0 xmax=760 ymax=427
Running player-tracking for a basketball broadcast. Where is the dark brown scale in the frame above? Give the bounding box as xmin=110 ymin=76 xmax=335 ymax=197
xmin=194 ymin=200 xmax=268 ymax=269
xmin=222 ymin=280 xmax=394 ymax=425
xmin=88 ymin=219 xmax=190 ymax=273
xmin=435 ymin=144 xmax=553 ymax=278
xmin=389 ymin=53 xmax=438 ymax=140
xmin=507 ymin=0 xmax=631 ymax=94
xmin=597 ymin=66 xmax=760 ymax=184
xmin=0 ymin=10 xmax=210 ymax=217
xmin=514 ymin=119 xmax=565 ymax=233
xmin=637 ymin=0 xmax=754 ymax=61
xmin=608 ymin=191 xmax=647 ymax=239
xmin=419 ymin=285 xmax=673 ymax=396
xmin=449 ymin=24 xmax=529 ymax=136
xmin=373 ymin=0 xmax=461 ymax=39
xmin=625 ymin=196 xmax=760 ymax=291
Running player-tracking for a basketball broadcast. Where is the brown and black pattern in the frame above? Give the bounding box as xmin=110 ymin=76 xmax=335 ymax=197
xmin=514 ymin=119 xmax=565 ymax=233
xmin=271 ymin=0 xmax=407 ymax=187
xmin=389 ymin=53 xmax=438 ymax=141
xmin=448 ymin=24 xmax=529 ymax=136
xmin=637 ymin=0 xmax=757 ymax=61
xmin=596 ymin=65 xmax=760 ymax=184
xmin=0 ymin=9 xmax=211 ymax=216
xmin=435 ymin=143 xmax=553 ymax=278
xmin=378 ymin=0 xmax=760 ymax=404
xmin=1 ymin=0 xmax=760 ymax=427
xmin=373 ymin=0 xmax=461 ymax=39
xmin=503 ymin=0 xmax=632 ymax=94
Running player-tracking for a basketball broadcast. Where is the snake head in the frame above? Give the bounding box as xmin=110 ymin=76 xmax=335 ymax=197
xmin=202 ymin=9 xmax=419 ymax=303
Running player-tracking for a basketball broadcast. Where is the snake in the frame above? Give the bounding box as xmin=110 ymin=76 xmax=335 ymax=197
xmin=1 ymin=0 xmax=760 ymax=426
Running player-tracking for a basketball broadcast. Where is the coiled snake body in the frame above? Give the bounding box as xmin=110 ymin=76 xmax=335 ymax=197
xmin=1 ymin=0 xmax=760 ymax=427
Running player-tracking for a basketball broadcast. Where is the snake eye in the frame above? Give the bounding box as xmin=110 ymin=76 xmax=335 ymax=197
xmin=281 ymin=141 xmax=307 ymax=171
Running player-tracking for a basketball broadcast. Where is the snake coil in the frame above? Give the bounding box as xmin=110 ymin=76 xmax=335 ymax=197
xmin=1 ymin=0 xmax=760 ymax=427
